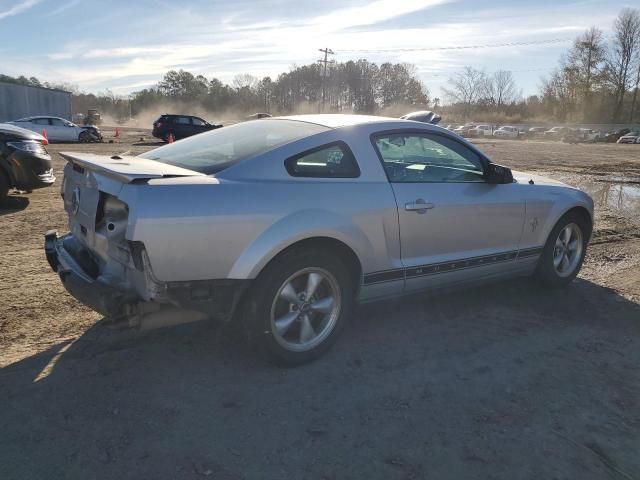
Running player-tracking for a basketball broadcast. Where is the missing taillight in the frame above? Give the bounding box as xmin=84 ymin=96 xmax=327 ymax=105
xmin=95 ymin=193 xmax=129 ymax=230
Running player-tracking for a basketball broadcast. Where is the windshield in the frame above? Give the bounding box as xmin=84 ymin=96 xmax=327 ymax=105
xmin=140 ymin=119 xmax=329 ymax=174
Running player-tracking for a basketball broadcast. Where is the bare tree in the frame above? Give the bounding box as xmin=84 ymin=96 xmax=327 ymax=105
xmin=483 ymin=70 xmax=518 ymax=109
xmin=631 ymin=59 xmax=640 ymax=122
xmin=607 ymin=8 xmax=640 ymax=122
xmin=567 ymin=27 xmax=606 ymax=120
xmin=442 ymin=67 xmax=487 ymax=116
xmin=232 ymin=74 xmax=259 ymax=90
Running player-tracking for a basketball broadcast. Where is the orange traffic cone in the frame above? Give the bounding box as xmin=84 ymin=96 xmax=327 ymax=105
xmin=41 ymin=129 xmax=49 ymax=145
xmin=114 ymin=127 xmax=120 ymax=138
xmin=167 ymin=132 xmax=174 ymax=144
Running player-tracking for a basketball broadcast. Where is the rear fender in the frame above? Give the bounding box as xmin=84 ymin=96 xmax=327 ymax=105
xmin=227 ymin=209 xmax=371 ymax=279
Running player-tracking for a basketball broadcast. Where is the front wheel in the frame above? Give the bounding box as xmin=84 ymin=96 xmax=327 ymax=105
xmin=79 ymin=131 xmax=91 ymax=143
xmin=247 ymin=248 xmax=354 ymax=366
xmin=535 ymin=212 xmax=589 ymax=287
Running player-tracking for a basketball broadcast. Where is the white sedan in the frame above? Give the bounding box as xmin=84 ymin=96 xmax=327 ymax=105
xmin=9 ymin=116 xmax=102 ymax=143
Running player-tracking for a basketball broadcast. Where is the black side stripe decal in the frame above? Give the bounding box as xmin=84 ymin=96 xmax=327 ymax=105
xmin=363 ymin=247 xmax=544 ymax=285
xmin=517 ymin=247 xmax=544 ymax=258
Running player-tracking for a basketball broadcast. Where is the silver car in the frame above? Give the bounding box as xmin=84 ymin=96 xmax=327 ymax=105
xmin=45 ymin=114 xmax=594 ymax=364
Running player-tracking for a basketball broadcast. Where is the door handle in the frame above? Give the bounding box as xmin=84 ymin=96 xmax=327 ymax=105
xmin=405 ymin=199 xmax=435 ymax=213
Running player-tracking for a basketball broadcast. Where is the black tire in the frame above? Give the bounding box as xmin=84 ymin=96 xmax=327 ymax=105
xmin=0 ymin=169 xmax=9 ymax=203
xmin=246 ymin=248 xmax=355 ymax=366
xmin=535 ymin=211 xmax=590 ymax=287
xmin=79 ymin=131 xmax=91 ymax=143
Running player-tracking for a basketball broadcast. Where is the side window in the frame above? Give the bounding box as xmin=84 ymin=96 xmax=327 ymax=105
xmin=176 ymin=117 xmax=191 ymax=125
xmin=192 ymin=117 xmax=206 ymax=126
xmin=50 ymin=118 xmax=65 ymax=126
xmin=33 ymin=118 xmax=50 ymax=125
xmin=373 ymin=133 xmax=485 ymax=183
xmin=285 ymin=142 xmax=360 ymax=178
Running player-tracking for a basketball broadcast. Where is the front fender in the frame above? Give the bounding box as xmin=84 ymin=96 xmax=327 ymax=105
xmin=227 ymin=209 xmax=372 ymax=279
xmin=529 ymin=187 xmax=594 ymax=248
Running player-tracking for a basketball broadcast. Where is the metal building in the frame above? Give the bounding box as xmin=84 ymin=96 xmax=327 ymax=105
xmin=0 ymin=81 xmax=72 ymax=122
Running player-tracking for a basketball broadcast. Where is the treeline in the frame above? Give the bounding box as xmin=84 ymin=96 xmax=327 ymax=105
xmin=444 ymin=7 xmax=640 ymax=123
xmin=1 ymin=60 xmax=429 ymax=121
xmin=130 ymin=60 xmax=429 ymax=116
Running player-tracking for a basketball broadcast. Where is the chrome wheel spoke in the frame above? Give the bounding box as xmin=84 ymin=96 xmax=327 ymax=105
xmin=279 ymin=282 xmax=299 ymax=304
xmin=274 ymin=311 xmax=299 ymax=336
xmin=299 ymin=314 xmax=316 ymax=343
xmin=568 ymin=239 xmax=578 ymax=252
xmin=305 ymin=273 xmax=322 ymax=300
xmin=560 ymin=253 xmax=570 ymax=271
xmin=562 ymin=227 xmax=572 ymax=245
xmin=311 ymin=296 xmax=334 ymax=313
xmin=553 ymin=253 xmax=563 ymax=267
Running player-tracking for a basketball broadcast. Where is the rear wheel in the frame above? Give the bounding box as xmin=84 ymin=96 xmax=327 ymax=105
xmin=247 ymin=248 xmax=354 ymax=366
xmin=535 ymin=212 xmax=589 ymax=287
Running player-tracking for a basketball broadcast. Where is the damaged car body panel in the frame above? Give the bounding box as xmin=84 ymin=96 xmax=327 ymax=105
xmin=48 ymin=154 xmax=248 ymax=325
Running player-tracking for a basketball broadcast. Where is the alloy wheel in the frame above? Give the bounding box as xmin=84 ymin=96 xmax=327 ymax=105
xmin=270 ymin=267 xmax=342 ymax=352
xmin=553 ymin=223 xmax=583 ymax=277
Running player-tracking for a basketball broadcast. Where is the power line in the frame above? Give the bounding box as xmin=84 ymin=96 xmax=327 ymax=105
xmin=339 ymin=37 xmax=572 ymax=53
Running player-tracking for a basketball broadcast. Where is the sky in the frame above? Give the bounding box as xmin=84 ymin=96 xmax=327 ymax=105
xmin=0 ymin=0 xmax=633 ymax=99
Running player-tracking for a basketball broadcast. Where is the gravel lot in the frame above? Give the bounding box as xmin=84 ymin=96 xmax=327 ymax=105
xmin=1 ymin=130 xmax=639 ymax=479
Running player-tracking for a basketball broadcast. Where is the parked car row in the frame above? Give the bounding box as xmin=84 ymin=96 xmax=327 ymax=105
xmin=440 ymin=123 xmax=640 ymax=144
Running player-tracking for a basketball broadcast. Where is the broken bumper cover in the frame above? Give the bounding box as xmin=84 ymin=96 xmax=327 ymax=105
xmin=44 ymin=230 xmax=138 ymax=318
xmin=44 ymin=230 xmax=251 ymax=322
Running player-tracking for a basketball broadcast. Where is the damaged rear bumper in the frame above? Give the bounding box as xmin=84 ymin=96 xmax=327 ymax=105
xmin=45 ymin=230 xmax=138 ymax=318
xmin=44 ymin=230 xmax=250 ymax=325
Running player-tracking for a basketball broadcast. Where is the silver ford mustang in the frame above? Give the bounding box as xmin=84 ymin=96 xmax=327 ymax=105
xmin=45 ymin=114 xmax=593 ymax=364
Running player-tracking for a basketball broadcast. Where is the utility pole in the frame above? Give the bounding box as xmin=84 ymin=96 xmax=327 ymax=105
xmin=318 ymin=48 xmax=334 ymax=112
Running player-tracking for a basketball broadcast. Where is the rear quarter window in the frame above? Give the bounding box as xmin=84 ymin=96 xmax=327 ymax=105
xmin=285 ymin=142 xmax=360 ymax=178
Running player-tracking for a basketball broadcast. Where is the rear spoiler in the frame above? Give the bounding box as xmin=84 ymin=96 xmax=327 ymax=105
xmin=60 ymin=152 xmax=205 ymax=184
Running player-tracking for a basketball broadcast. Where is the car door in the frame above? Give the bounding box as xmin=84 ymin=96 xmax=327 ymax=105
xmin=372 ymin=131 xmax=526 ymax=292
xmin=175 ymin=116 xmax=192 ymax=138
xmin=191 ymin=117 xmax=210 ymax=135
xmin=48 ymin=117 xmax=73 ymax=141
xmin=28 ymin=117 xmax=51 ymax=136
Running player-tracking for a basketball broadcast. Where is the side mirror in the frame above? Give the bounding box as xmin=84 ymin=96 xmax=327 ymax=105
xmin=485 ymin=162 xmax=513 ymax=184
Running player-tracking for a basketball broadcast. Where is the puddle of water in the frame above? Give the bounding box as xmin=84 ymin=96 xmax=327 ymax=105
xmin=572 ymin=180 xmax=640 ymax=219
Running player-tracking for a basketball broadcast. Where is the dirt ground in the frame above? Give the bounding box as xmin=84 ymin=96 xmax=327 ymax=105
xmin=1 ymin=130 xmax=639 ymax=479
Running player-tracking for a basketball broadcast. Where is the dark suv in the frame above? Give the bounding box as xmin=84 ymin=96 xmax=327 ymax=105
xmin=152 ymin=114 xmax=222 ymax=142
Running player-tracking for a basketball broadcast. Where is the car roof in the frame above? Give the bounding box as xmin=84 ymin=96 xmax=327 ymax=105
xmin=276 ymin=114 xmax=401 ymax=128
xmin=16 ymin=116 xmax=66 ymax=121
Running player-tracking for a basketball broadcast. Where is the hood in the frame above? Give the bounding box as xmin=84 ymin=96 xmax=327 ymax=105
xmin=511 ymin=170 xmax=570 ymax=187
xmin=0 ymin=123 xmax=46 ymax=141
xmin=60 ymin=151 xmax=205 ymax=183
